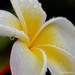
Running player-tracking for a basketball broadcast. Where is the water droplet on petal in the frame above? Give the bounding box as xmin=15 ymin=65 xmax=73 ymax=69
xmin=10 ymin=37 xmax=15 ymax=40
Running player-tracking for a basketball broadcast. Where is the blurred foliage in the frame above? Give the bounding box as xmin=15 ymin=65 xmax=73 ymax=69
xmin=0 ymin=0 xmax=16 ymax=72
xmin=0 ymin=37 xmax=15 ymax=52
xmin=0 ymin=36 xmax=16 ymax=71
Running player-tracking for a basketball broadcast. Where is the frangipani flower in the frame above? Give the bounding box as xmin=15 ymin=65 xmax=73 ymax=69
xmin=0 ymin=0 xmax=75 ymax=75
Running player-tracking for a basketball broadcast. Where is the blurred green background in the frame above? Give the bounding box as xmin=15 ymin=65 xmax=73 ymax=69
xmin=0 ymin=0 xmax=75 ymax=74
xmin=0 ymin=0 xmax=16 ymax=72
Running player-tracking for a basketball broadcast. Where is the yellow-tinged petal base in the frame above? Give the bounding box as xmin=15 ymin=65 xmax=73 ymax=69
xmin=10 ymin=40 xmax=47 ymax=75
xmin=38 ymin=45 xmax=75 ymax=75
xmin=30 ymin=24 xmax=68 ymax=49
xmin=11 ymin=0 xmax=46 ymax=39
xmin=0 ymin=10 xmax=21 ymax=30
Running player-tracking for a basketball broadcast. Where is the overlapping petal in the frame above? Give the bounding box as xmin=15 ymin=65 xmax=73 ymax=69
xmin=0 ymin=0 xmax=75 ymax=74
xmin=30 ymin=17 xmax=75 ymax=56
xmin=0 ymin=10 xmax=29 ymax=44
xmin=0 ymin=24 xmax=29 ymax=43
xmin=10 ymin=0 xmax=46 ymax=39
xmin=38 ymin=44 xmax=75 ymax=75
xmin=0 ymin=10 xmax=21 ymax=30
xmin=10 ymin=40 xmax=47 ymax=75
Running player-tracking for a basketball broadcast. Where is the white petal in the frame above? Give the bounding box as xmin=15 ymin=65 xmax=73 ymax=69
xmin=30 ymin=17 xmax=75 ymax=56
xmin=31 ymin=47 xmax=47 ymax=75
xmin=0 ymin=10 xmax=29 ymax=43
xmin=10 ymin=40 xmax=47 ymax=75
xmin=45 ymin=17 xmax=75 ymax=56
xmin=0 ymin=24 xmax=29 ymax=43
xmin=38 ymin=44 xmax=75 ymax=75
xmin=10 ymin=0 xmax=46 ymax=39
xmin=10 ymin=0 xmax=27 ymax=34
xmin=0 ymin=10 xmax=21 ymax=30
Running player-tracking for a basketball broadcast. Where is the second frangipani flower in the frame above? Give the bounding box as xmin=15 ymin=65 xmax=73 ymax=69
xmin=0 ymin=0 xmax=75 ymax=75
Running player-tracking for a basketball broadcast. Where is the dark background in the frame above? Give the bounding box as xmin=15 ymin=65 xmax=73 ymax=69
xmin=39 ymin=0 xmax=75 ymax=24
xmin=0 ymin=0 xmax=75 ymax=23
xmin=0 ymin=0 xmax=75 ymax=75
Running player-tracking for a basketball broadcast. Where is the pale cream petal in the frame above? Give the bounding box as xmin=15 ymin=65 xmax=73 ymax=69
xmin=30 ymin=17 xmax=75 ymax=56
xmin=31 ymin=47 xmax=47 ymax=75
xmin=10 ymin=40 xmax=47 ymax=75
xmin=10 ymin=0 xmax=27 ymax=34
xmin=0 ymin=10 xmax=21 ymax=30
xmin=10 ymin=0 xmax=46 ymax=39
xmin=38 ymin=44 xmax=75 ymax=75
xmin=29 ymin=17 xmax=67 ymax=49
xmin=0 ymin=24 xmax=29 ymax=43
